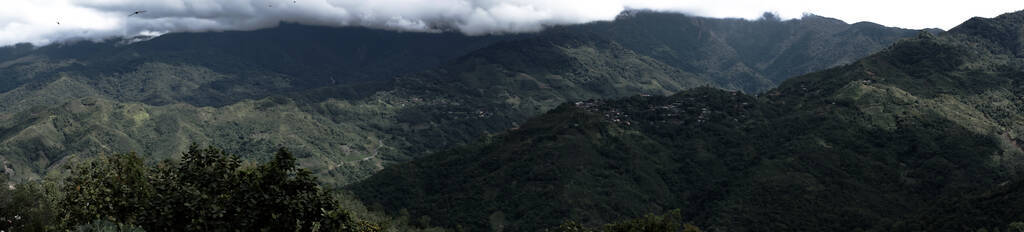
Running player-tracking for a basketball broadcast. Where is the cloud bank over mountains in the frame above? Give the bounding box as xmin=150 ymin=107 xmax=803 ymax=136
xmin=2 ymin=0 xmax=1023 ymax=46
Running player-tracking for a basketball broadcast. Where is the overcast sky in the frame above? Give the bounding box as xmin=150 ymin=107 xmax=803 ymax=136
xmin=2 ymin=0 xmax=1023 ymax=47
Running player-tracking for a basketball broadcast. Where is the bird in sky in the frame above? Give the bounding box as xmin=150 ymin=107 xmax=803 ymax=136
xmin=129 ymin=10 xmax=147 ymax=17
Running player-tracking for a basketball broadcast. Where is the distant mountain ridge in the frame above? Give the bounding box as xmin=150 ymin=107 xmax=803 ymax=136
xmin=561 ymin=12 xmax=928 ymax=92
xmin=0 ymin=24 xmax=516 ymax=107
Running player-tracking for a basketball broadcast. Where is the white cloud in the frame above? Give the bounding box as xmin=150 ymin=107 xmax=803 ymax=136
xmin=1 ymin=0 xmax=1023 ymax=46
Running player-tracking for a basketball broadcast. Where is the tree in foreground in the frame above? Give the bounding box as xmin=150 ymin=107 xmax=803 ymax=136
xmin=58 ymin=144 xmax=380 ymax=232
xmin=0 ymin=174 xmax=59 ymax=231
xmin=548 ymin=210 xmax=702 ymax=232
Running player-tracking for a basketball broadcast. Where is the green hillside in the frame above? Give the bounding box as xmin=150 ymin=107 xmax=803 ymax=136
xmin=351 ymin=10 xmax=1024 ymax=231
xmin=0 ymin=12 xmax=921 ymax=186
xmin=0 ymin=33 xmax=709 ymax=185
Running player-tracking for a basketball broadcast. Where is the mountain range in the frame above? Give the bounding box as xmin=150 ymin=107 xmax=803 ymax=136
xmin=0 ymin=11 xmax=924 ymax=187
xmin=5 ymin=6 xmax=1024 ymax=232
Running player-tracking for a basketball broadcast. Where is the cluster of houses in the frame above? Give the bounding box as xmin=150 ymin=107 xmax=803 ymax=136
xmin=572 ymin=92 xmax=755 ymax=127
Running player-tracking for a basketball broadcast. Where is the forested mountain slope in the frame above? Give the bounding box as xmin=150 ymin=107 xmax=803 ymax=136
xmin=351 ymin=10 xmax=1024 ymax=231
